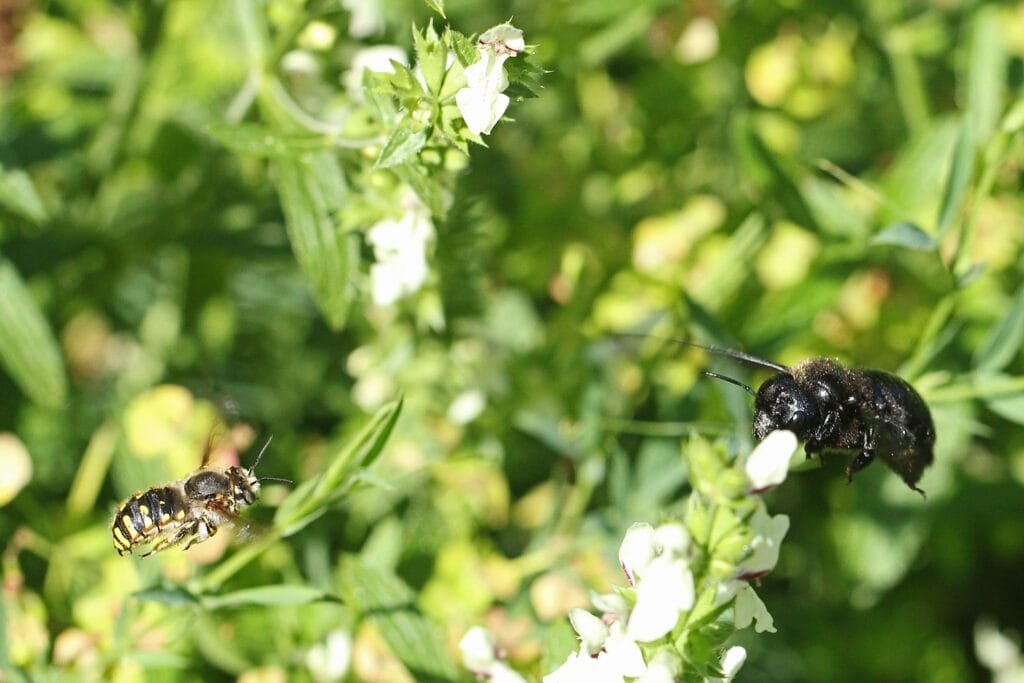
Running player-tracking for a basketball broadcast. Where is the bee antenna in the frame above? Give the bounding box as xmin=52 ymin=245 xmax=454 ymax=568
xmin=258 ymin=476 xmax=293 ymax=485
xmin=703 ymin=371 xmax=757 ymax=398
xmin=613 ymin=333 xmax=791 ymax=373
xmin=248 ymin=435 xmax=273 ymax=475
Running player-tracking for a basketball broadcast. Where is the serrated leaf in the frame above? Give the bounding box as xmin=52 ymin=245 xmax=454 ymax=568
xmin=132 ymin=586 xmax=200 ymax=606
xmin=871 ymin=221 xmax=938 ymax=251
xmin=935 ymin=120 xmax=975 ymax=236
xmin=202 ymin=585 xmax=336 ymax=609
xmin=0 ymin=166 xmax=47 ymax=223
xmin=445 ymin=28 xmax=477 ymax=66
xmin=204 ymin=122 xmax=329 ymax=158
xmin=973 ymin=287 xmax=1024 ymax=372
xmin=413 ymin=21 xmax=447 ymax=95
xmin=0 ymin=258 xmax=67 ymax=408
xmin=376 ymin=126 xmax=428 ymax=169
xmin=271 ymin=155 xmax=355 ymax=330
xmin=340 ymin=558 xmax=459 ymax=683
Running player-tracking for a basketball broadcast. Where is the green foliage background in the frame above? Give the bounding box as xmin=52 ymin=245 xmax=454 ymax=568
xmin=3 ymin=0 xmax=1024 ymax=681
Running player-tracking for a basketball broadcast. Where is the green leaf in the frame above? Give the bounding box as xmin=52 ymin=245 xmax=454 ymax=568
xmin=376 ymin=125 xmax=428 ymax=169
xmin=422 ymin=0 xmax=445 ymax=18
xmin=339 ymin=557 xmax=459 ymax=683
xmin=132 ymin=585 xmax=200 ymax=606
xmin=0 ymin=165 xmax=47 ymax=223
xmin=275 ymin=397 xmax=404 ymax=535
xmin=204 ymin=122 xmax=329 ymax=158
xmin=271 ymin=154 xmax=356 ymax=330
xmin=413 ymin=21 xmax=446 ymax=95
xmin=975 ymin=373 xmax=1024 ymax=425
xmin=973 ymin=287 xmax=1024 ymax=372
xmin=0 ymin=258 xmax=67 ymax=408
xmin=965 ymin=5 xmax=1005 ymax=144
xmin=201 ymin=585 xmax=337 ymax=609
xmin=935 ymin=120 xmax=975 ymax=236
xmin=540 ymin=617 xmax=578 ymax=674
xmin=871 ymin=221 xmax=938 ymax=251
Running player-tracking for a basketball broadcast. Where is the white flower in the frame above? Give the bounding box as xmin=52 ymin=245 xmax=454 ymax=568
xmin=569 ymin=608 xmax=610 ymax=656
xmin=636 ymin=651 xmax=681 ymax=683
xmin=543 ymin=649 xmax=624 ymax=683
xmin=626 ymin=556 xmax=695 ymax=642
xmin=447 ymin=389 xmax=486 ymax=425
xmin=460 ymin=626 xmax=498 ymax=674
xmin=306 ymin=629 xmax=352 ymax=683
xmin=459 ymin=627 xmax=526 ymax=683
xmin=737 ymin=501 xmax=789 ymax=580
xmin=744 ymin=429 xmax=798 ymax=492
xmin=734 ymin=585 xmax=775 ymax=633
xmin=720 ymin=646 xmax=747 ymax=680
xmin=341 ymin=0 xmax=384 ymax=38
xmin=456 ymin=23 xmax=525 ymax=135
xmin=366 ymin=199 xmax=434 ymax=305
xmin=619 ymin=523 xmax=657 ymax=586
xmin=0 ymin=433 xmax=32 ymax=507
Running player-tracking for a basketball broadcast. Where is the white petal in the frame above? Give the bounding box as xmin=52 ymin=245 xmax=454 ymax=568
xmin=738 ymin=503 xmax=790 ymax=579
xmin=478 ymin=23 xmax=526 ymax=55
xmin=569 ymin=608 xmax=610 ymax=656
xmin=721 ymin=646 xmax=747 ymax=680
xmin=618 ymin=523 xmax=657 ymax=586
xmin=601 ymin=629 xmax=646 ymax=678
xmin=627 ymin=558 xmax=694 ymax=642
xmin=369 ymin=261 xmax=404 ymax=306
xmin=745 ymin=429 xmax=798 ymax=491
xmin=635 ymin=652 xmax=680 ymax=683
xmin=459 ymin=626 xmax=497 ymax=674
xmin=734 ymin=585 xmax=775 ymax=633
xmin=490 ymin=661 xmax=527 ymax=683
xmin=543 ymin=650 xmax=622 ymax=683
xmin=456 ymin=86 xmax=510 ymax=135
xmin=653 ymin=522 xmax=690 ymax=558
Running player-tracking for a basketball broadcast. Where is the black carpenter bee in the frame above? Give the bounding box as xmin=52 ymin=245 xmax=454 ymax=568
xmin=696 ymin=344 xmax=935 ymax=496
xmin=112 ymin=435 xmax=289 ymax=557
xmin=626 ymin=336 xmax=936 ymax=495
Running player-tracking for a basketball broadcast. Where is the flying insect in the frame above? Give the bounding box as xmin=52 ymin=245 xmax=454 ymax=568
xmin=645 ymin=338 xmax=936 ymax=495
xmin=111 ymin=435 xmax=288 ymax=557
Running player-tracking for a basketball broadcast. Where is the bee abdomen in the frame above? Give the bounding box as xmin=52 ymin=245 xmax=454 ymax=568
xmin=111 ymin=486 xmax=187 ymax=555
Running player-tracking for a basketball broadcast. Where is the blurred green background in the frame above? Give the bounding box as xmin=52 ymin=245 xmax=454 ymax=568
xmin=3 ymin=0 xmax=1024 ymax=681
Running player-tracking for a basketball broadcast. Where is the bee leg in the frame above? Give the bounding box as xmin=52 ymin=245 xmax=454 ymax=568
xmin=182 ymin=515 xmax=218 ymax=551
xmin=845 ymin=450 xmax=875 ymax=484
xmin=804 ymin=442 xmax=825 ymax=464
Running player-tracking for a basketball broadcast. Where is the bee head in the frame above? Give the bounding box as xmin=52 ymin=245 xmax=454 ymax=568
xmin=753 ymin=373 xmax=818 ymax=439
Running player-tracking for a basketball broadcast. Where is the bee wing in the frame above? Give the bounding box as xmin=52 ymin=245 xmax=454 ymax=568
xmin=203 ymin=497 xmax=270 ymax=543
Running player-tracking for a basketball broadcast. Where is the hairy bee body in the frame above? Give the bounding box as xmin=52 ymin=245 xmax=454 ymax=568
xmin=753 ymin=358 xmax=936 ymax=494
xmin=112 ymin=443 xmax=269 ymax=558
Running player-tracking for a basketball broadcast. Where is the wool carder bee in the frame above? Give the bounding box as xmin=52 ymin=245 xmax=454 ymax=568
xmin=112 ymin=436 xmax=286 ymax=557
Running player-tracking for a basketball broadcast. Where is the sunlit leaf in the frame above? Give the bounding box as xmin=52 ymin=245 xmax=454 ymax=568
xmin=202 ymin=585 xmax=337 ymax=609
xmin=872 ymin=222 xmax=938 ymax=251
xmin=340 ymin=557 xmax=459 ymax=683
xmin=132 ymin=586 xmax=200 ymax=606
xmin=376 ymin=126 xmax=428 ymax=168
xmin=0 ymin=258 xmax=67 ymax=408
xmin=935 ymin=121 xmax=975 ymax=236
xmin=973 ymin=287 xmax=1024 ymax=372
xmin=0 ymin=166 xmax=47 ymax=223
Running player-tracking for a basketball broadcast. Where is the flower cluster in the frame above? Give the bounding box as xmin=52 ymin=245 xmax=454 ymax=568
xmin=540 ymin=430 xmax=798 ymax=682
